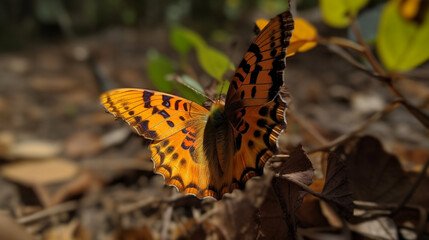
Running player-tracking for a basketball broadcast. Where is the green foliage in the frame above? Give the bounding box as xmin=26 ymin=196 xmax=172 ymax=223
xmin=170 ymin=26 xmax=194 ymax=57
xmin=174 ymin=75 xmax=206 ymax=104
xmin=170 ymin=26 xmax=234 ymax=81
xmin=195 ymin=45 xmax=235 ymax=82
xmin=376 ymin=1 xmax=429 ymax=72
xmin=319 ymin=0 xmax=369 ymax=27
xmin=147 ymin=50 xmax=175 ymax=92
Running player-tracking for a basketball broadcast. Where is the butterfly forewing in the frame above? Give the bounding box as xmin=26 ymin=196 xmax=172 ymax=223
xmin=226 ymin=11 xmax=294 ymax=107
xmin=101 ymin=88 xmax=221 ymax=198
xmin=101 ymin=88 xmax=209 ymax=140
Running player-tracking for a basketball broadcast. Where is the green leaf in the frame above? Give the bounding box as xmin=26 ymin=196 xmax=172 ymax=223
xmin=170 ymin=26 xmax=234 ymax=82
xmin=348 ymin=4 xmax=383 ymax=43
xmin=376 ymin=1 xmax=429 ymax=72
xmin=217 ymin=80 xmax=230 ymax=95
xmin=195 ymin=45 xmax=235 ymax=82
xmin=180 ymin=74 xmax=204 ymax=93
xmin=146 ymin=50 xmax=175 ymax=92
xmin=170 ymin=26 xmax=193 ymax=56
xmin=319 ymin=0 xmax=370 ymax=28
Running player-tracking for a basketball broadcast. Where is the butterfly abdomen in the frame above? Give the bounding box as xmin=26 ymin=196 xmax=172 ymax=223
xmin=203 ymin=102 xmax=235 ymax=183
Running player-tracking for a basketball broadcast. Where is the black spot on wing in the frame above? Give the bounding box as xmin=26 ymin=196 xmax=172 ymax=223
xmin=172 ymin=153 xmax=179 ymax=160
xmin=183 ymin=103 xmax=188 ymax=111
xmin=248 ymin=43 xmax=262 ymax=62
xmin=249 ymin=64 xmax=262 ymax=84
xmin=235 ymin=133 xmax=242 ymax=151
xmin=251 ymin=86 xmax=256 ymax=98
xmin=239 ymin=59 xmax=251 ymax=74
xmin=158 ymin=110 xmax=170 ymax=119
xmin=235 ymin=73 xmax=245 ymax=82
xmin=167 ymin=120 xmax=174 ymax=127
xmin=174 ymin=100 xmax=182 ymax=110
xmin=259 ymin=106 xmax=268 ymax=116
xmin=166 ymin=146 xmax=174 ymax=154
xmin=129 ymin=111 xmax=134 ymax=115
xmin=179 ymin=116 xmax=186 ymax=121
xmin=143 ymin=91 xmax=154 ymax=108
xmin=152 ymin=106 xmax=160 ymax=114
xmin=162 ymin=95 xmax=172 ymax=108
xmin=181 ymin=142 xmax=190 ymax=150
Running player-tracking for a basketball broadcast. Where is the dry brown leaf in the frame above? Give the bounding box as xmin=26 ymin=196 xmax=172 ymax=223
xmin=0 ymin=215 xmax=34 ymax=240
xmin=1 ymin=158 xmax=79 ymax=186
xmin=113 ymin=226 xmax=154 ymax=240
xmin=43 ymin=220 xmax=91 ymax=240
xmin=7 ymin=140 xmax=62 ymax=160
xmin=346 ymin=136 xmax=412 ymax=204
xmin=259 ymin=146 xmax=314 ymax=239
xmin=64 ymin=132 xmax=101 ymax=158
xmin=321 ymin=147 xmax=354 ymax=219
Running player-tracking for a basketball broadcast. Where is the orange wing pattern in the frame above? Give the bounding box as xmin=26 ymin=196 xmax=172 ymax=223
xmin=226 ymin=11 xmax=293 ymax=106
xmin=100 ymin=10 xmax=293 ymax=200
xmin=101 ymin=89 xmax=219 ymax=198
xmin=224 ymin=11 xmax=293 ymax=188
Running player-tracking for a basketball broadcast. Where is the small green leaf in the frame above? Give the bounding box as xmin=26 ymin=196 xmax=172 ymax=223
xmin=348 ymin=4 xmax=383 ymax=43
xmin=217 ymin=80 xmax=230 ymax=95
xmin=319 ymin=0 xmax=370 ymax=27
xmin=170 ymin=26 xmax=193 ymax=56
xmin=180 ymin=74 xmax=204 ymax=93
xmin=173 ymin=75 xmax=205 ymax=104
xmin=376 ymin=1 xmax=429 ymax=72
xmin=195 ymin=45 xmax=235 ymax=82
xmin=146 ymin=50 xmax=175 ymax=92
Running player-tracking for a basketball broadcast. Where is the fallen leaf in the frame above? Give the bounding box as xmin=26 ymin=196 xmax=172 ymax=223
xmin=64 ymin=132 xmax=101 ymax=158
xmin=7 ymin=140 xmax=62 ymax=160
xmin=322 ymin=147 xmax=354 ymax=219
xmin=1 ymin=158 xmax=79 ymax=186
xmin=0 ymin=215 xmax=34 ymax=240
xmin=346 ymin=136 xmax=412 ymax=203
xmin=260 ymin=146 xmax=314 ymax=239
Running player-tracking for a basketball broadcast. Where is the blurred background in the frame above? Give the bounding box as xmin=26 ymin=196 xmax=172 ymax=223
xmin=0 ymin=0 xmax=428 ymax=239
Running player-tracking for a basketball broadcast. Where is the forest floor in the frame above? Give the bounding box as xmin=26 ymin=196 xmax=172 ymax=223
xmin=0 ymin=16 xmax=428 ymax=239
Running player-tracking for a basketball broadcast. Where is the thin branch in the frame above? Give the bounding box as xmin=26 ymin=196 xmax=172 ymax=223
xmin=350 ymin=17 xmax=386 ymax=76
xmin=288 ymin=109 xmax=328 ymax=145
xmin=17 ymin=201 xmax=78 ymax=224
xmin=307 ymin=101 xmax=399 ymax=154
xmin=391 ymin=158 xmax=429 ymax=216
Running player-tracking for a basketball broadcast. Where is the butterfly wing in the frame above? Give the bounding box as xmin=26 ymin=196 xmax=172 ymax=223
xmin=101 ymin=89 xmax=219 ymax=198
xmin=224 ymin=11 xmax=294 ymax=189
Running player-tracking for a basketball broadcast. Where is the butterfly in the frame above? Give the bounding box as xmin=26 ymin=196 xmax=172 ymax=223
xmin=100 ymin=11 xmax=294 ymax=199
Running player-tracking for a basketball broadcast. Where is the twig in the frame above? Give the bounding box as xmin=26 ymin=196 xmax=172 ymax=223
xmin=324 ymin=43 xmax=389 ymax=82
xmin=391 ymin=158 xmax=429 ymax=216
xmin=349 ymin=16 xmax=429 ymax=129
xmin=288 ymin=110 xmax=328 ymax=145
xmin=350 ymin=16 xmax=386 ymax=76
xmin=117 ymin=196 xmax=161 ymax=214
xmin=161 ymin=205 xmax=174 ymax=240
xmin=307 ymin=101 xmax=399 ymax=154
xmin=17 ymin=201 xmax=78 ymax=224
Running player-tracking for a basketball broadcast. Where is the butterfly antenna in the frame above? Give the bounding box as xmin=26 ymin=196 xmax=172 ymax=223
xmin=171 ymin=75 xmax=215 ymax=103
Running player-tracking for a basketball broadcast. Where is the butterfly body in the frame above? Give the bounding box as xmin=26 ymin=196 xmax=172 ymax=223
xmin=101 ymin=11 xmax=294 ymax=199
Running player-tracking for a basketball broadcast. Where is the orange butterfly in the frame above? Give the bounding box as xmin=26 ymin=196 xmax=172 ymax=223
xmin=100 ymin=11 xmax=294 ymax=199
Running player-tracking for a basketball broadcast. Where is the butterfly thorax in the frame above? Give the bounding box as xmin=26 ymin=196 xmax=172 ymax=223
xmin=203 ymin=100 xmax=235 ymax=182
